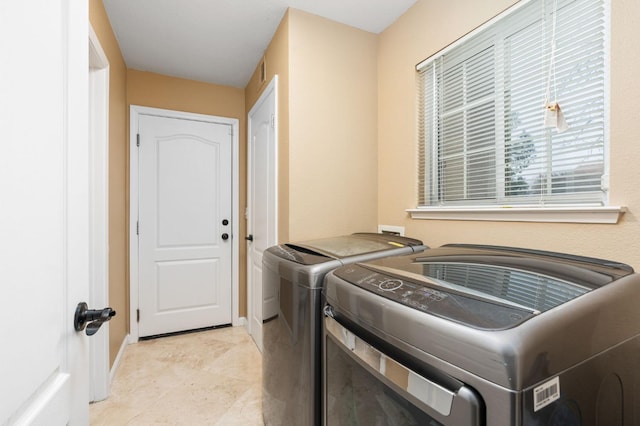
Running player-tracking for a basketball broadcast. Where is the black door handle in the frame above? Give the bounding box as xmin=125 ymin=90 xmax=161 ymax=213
xmin=222 ymin=233 xmax=229 ymax=241
xmin=245 ymin=234 xmax=253 ymax=241
xmin=74 ymin=302 xmax=116 ymax=336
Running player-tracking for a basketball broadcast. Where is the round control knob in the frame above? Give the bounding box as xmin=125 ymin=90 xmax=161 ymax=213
xmin=379 ymin=279 xmax=403 ymax=291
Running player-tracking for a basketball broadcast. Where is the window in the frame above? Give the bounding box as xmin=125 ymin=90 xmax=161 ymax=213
xmin=417 ymin=0 xmax=608 ymax=210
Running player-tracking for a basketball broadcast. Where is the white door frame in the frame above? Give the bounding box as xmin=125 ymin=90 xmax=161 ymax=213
xmin=129 ymin=105 xmax=241 ymax=342
xmin=88 ymin=24 xmax=110 ymax=402
xmin=246 ymin=76 xmax=278 ymax=340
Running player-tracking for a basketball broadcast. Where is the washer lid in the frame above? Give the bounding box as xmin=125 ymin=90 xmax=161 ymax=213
xmin=332 ymin=263 xmax=540 ymax=330
xmin=334 ymin=244 xmax=634 ymax=330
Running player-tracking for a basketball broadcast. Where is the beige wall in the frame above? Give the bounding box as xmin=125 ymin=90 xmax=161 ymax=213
xmin=127 ymin=70 xmax=248 ymax=316
xmin=377 ymin=0 xmax=640 ymax=269
xmin=246 ymin=9 xmax=379 ymax=242
xmin=127 ymin=70 xmax=245 ymax=120
xmin=287 ymin=9 xmax=379 ymax=240
xmin=89 ymin=0 xmax=129 ymax=366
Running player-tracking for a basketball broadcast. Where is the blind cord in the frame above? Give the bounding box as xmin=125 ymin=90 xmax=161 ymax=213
xmin=545 ymin=0 xmax=558 ymax=105
xmin=543 ymin=0 xmax=568 ymax=133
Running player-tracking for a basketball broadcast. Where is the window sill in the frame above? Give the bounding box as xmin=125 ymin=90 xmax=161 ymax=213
xmin=407 ymin=206 xmax=626 ymax=224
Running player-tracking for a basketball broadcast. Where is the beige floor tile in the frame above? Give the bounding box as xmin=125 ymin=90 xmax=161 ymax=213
xmin=90 ymin=326 xmax=264 ymax=425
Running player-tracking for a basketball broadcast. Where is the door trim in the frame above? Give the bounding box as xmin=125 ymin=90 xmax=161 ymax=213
xmin=88 ymin=23 xmax=110 ymax=402
xmin=246 ymin=75 xmax=279 ymax=342
xmin=129 ymin=105 xmax=240 ymax=342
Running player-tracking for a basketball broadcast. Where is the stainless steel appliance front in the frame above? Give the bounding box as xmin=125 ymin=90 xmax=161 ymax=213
xmin=323 ymin=244 xmax=640 ymax=425
xmin=261 ymin=233 xmax=426 ymax=426
xmin=324 ymin=311 xmax=483 ymax=425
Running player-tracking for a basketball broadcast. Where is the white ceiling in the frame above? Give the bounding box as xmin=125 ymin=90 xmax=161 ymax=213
xmin=102 ymin=0 xmax=417 ymax=88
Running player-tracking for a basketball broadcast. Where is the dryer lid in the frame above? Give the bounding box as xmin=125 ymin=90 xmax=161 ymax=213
xmin=291 ymin=233 xmax=423 ymax=259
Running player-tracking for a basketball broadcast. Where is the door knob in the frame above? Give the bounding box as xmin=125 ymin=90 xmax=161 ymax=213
xmin=245 ymin=234 xmax=254 ymax=242
xmin=74 ymin=302 xmax=116 ymax=336
xmin=221 ymin=233 xmax=229 ymax=240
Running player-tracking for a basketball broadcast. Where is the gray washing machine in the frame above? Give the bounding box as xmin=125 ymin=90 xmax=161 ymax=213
xmin=262 ymin=232 xmax=427 ymax=426
xmin=323 ymin=244 xmax=640 ymax=425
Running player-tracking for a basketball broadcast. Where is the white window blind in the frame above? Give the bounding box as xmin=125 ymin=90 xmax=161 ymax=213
xmin=417 ymin=0 xmax=607 ymax=208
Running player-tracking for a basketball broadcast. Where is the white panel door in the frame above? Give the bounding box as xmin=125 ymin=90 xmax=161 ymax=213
xmin=0 ymin=0 xmax=90 ymax=424
xmin=138 ymin=114 xmax=233 ymax=337
xmin=247 ymin=78 xmax=278 ymax=350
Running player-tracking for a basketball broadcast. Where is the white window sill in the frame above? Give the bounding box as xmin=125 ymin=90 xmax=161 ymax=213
xmin=407 ymin=206 xmax=626 ymax=224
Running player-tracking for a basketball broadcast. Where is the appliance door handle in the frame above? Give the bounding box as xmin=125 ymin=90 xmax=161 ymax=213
xmin=325 ymin=315 xmax=455 ymax=416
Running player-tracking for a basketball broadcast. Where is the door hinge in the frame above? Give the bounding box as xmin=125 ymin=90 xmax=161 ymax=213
xmin=136 ymin=221 xmax=139 ymax=235
xmin=270 ymin=114 xmax=275 ymax=129
xmin=136 ymin=133 xmax=140 ymax=147
xmin=136 ymin=309 xmax=140 ymax=323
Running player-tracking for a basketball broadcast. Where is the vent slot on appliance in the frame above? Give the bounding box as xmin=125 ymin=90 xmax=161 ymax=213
xmin=284 ymin=244 xmax=331 ymax=258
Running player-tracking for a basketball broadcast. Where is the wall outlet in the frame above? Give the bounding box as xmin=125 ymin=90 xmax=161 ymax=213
xmin=377 ymin=225 xmax=405 ymax=236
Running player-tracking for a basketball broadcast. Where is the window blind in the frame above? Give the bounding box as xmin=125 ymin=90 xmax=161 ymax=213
xmin=417 ymin=0 xmax=607 ymax=207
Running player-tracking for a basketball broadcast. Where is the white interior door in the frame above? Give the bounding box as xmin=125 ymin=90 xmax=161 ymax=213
xmin=0 ymin=0 xmax=90 ymax=424
xmin=137 ymin=113 xmax=233 ymax=337
xmin=247 ymin=77 xmax=278 ymax=350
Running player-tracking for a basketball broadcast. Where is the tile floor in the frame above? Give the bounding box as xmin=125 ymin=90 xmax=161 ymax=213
xmin=89 ymin=326 xmax=263 ymax=425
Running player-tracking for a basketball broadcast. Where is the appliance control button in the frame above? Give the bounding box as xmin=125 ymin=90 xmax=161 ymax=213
xmin=379 ymin=279 xmax=403 ymax=291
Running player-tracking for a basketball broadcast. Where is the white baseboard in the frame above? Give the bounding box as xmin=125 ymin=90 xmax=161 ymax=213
xmin=110 ymin=334 xmax=130 ymax=383
xmin=233 ymin=316 xmax=247 ymax=327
